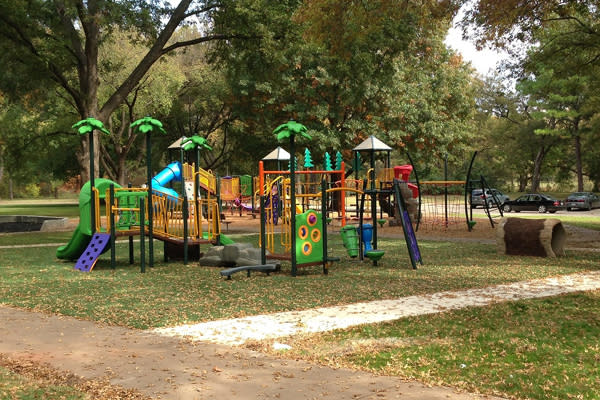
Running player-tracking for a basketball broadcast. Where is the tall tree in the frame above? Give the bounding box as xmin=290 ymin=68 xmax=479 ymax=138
xmin=98 ymin=28 xmax=186 ymax=184
xmin=514 ymin=12 xmax=600 ymax=191
xmin=518 ymin=68 xmax=593 ymax=191
xmin=466 ymin=2 xmax=600 ymax=191
xmin=166 ymin=26 xmax=242 ymax=172
xmin=475 ymin=75 xmax=565 ymax=192
xmin=214 ymin=0 xmax=464 ymax=154
xmin=0 ymin=0 xmax=249 ymax=182
xmin=463 ymin=0 xmax=600 ymax=54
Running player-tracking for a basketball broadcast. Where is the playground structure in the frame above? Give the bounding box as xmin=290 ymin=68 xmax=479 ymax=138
xmin=58 ymin=117 xmax=235 ymax=272
xmin=257 ymin=160 xmax=347 ymax=276
xmin=254 ymin=126 xmax=424 ymax=275
xmin=57 ymin=158 xmax=226 ymax=272
xmin=465 ymin=151 xmax=506 ymax=230
xmin=220 ymin=175 xmax=255 ymax=216
xmin=60 ymin=118 xmax=494 ymax=276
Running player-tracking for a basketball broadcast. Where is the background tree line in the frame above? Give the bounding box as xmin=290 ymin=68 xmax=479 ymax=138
xmin=0 ymin=0 xmax=599 ymax=198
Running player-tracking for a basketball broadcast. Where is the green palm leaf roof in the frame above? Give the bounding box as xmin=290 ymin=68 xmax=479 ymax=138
xmin=181 ymin=135 xmax=213 ymax=151
xmin=72 ymin=117 xmax=110 ymax=136
xmin=273 ymin=120 xmax=311 ymax=142
xmin=130 ymin=116 xmax=167 ymax=135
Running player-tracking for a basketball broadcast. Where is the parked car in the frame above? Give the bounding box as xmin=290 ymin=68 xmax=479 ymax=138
xmin=565 ymin=192 xmax=600 ymax=211
xmin=471 ymin=188 xmax=510 ymax=209
xmin=502 ymin=193 xmax=564 ymax=213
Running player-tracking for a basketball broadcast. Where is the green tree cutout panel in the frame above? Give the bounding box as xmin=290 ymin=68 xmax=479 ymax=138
xmin=295 ymin=210 xmax=324 ymax=264
xmin=304 ymin=148 xmax=314 ymax=168
xmin=335 ymin=151 xmax=343 ymax=171
xmin=324 ymin=152 xmax=332 ymax=171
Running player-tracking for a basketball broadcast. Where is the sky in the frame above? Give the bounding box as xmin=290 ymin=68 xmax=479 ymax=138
xmin=444 ymin=2 xmax=510 ymax=77
xmin=445 ymin=26 xmax=507 ymax=77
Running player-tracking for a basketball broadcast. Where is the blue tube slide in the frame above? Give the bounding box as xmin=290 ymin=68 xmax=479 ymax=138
xmin=152 ymin=161 xmax=182 ymax=200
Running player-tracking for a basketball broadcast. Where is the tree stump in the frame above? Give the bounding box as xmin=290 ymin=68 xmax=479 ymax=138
xmin=496 ymin=218 xmax=566 ymax=258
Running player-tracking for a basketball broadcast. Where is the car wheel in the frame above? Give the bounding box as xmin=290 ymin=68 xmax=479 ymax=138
xmin=566 ymin=207 xmax=571 ymax=211
xmin=549 ymin=211 xmax=556 ymax=214
xmin=503 ymin=204 xmax=511 ymax=212
xmin=538 ymin=205 xmax=547 ymax=213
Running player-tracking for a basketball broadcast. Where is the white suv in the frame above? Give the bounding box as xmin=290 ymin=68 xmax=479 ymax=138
xmin=471 ymin=188 xmax=510 ymax=209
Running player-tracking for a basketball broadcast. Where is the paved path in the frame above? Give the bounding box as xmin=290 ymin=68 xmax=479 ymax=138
xmin=0 ymin=306 xmax=502 ymax=400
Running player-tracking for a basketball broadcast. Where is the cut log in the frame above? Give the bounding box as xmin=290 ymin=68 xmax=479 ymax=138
xmin=497 ymin=218 xmax=566 ymax=258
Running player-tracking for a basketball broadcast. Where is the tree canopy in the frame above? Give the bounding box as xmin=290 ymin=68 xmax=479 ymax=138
xmin=0 ymin=0 xmax=250 ymax=182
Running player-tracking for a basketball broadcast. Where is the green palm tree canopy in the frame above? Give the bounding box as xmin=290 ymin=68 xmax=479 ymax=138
xmin=72 ymin=117 xmax=110 ymax=136
xmin=182 ymin=135 xmax=213 ymax=151
xmin=130 ymin=116 xmax=167 ymax=135
xmin=273 ymin=120 xmax=311 ymax=142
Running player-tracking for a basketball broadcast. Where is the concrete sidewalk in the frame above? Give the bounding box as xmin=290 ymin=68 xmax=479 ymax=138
xmin=0 ymin=306 xmax=503 ymax=400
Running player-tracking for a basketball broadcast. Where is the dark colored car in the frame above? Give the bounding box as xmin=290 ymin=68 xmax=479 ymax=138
xmin=565 ymin=192 xmax=600 ymax=211
xmin=502 ymin=193 xmax=564 ymax=214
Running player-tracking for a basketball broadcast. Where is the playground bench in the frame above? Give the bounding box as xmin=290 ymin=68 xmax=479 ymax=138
xmin=220 ymin=264 xmax=280 ymax=280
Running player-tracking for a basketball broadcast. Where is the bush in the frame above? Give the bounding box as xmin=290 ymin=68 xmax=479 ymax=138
xmin=20 ymin=183 xmax=41 ymax=198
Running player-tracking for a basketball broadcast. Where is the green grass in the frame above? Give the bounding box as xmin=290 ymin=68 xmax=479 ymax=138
xmin=0 ymin=365 xmax=85 ymax=400
xmin=0 ymin=203 xmax=80 ymax=218
xmin=274 ymin=291 xmax=600 ymax=400
xmin=1 ymin=201 xmax=600 ymax=399
xmin=0 ymin=231 xmax=74 ymax=246
xmin=0 ymin=235 xmax=598 ymax=330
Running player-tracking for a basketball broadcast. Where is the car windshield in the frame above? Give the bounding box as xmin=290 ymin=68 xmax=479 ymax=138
xmin=571 ymin=192 xmax=588 ymax=196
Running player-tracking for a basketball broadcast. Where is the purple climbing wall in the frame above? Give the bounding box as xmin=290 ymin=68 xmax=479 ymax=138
xmin=74 ymin=233 xmax=111 ymax=272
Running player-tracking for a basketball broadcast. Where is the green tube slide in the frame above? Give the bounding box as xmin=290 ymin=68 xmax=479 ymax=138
xmin=56 ymin=178 xmax=121 ymax=260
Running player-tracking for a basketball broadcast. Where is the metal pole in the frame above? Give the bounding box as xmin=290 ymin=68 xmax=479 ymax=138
xmin=146 ymin=133 xmax=154 ymax=267
xmin=321 ymin=178 xmax=328 ymax=275
xmin=370 ymin=150 xmax=377 ymax=266
xmin=290 ymin=135 xmax=297 ymax=276
xmin=259 ymin=161 xmax=266 ymax=265
xmin=354 ymin=151 xmax=359 ymax=217
xmin=183 ymin=195 xmax=189 ymax=265
xmin=110 ymin=184 xmax=116 ymax=269
xmin=128 ymin=183 xmax=134 ymax=264
xmin=140 ymin=198 xmax=146 ymax=273
xmin=465 ymin=151 xmax=478 ymax=232
xmin=89 ymin=131 xmax=96 ymax=235
xmin=444 ymin=153 xmax=448 ymax=228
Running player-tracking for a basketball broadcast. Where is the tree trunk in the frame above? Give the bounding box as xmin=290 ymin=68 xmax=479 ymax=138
xmin=530 ymin=146 xmax=546 ymax=192
xmin=518 ymin=174 xmax=528 ymax=192
xmin=574 ymin=134 xmax=584 ymax=191
xmin=0 ymin=152 xmax=4 ymax=183
xmin=76 ymin=132 xmax=101 ymax=185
